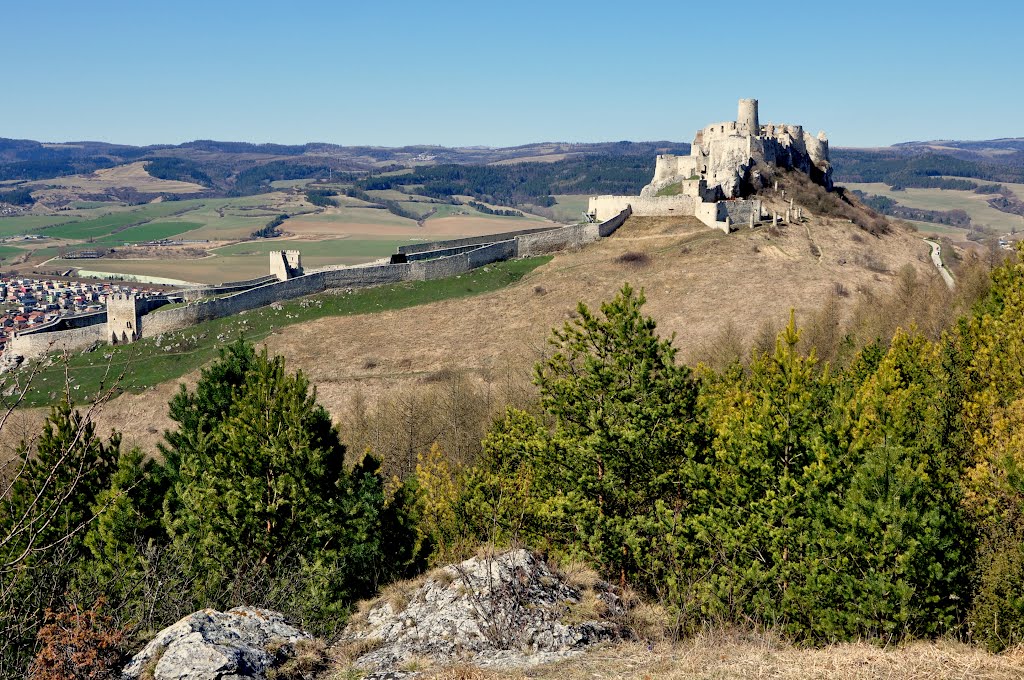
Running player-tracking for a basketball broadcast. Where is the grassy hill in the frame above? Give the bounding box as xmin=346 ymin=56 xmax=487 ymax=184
xmin=0 ymin=196 xmax=943 ymax=458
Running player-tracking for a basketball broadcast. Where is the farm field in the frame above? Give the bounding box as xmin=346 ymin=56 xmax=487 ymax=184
xmin=843 ymin=182 xmax=1024 ymax=233
xmin=4 ymin=180 xmax=558 ymax=285
xmin=26 ymin=161 xmax=206 ymax=196
xmin=49 ymin=255 xmax=272 ymax=285
xmin=213 ymin=237 xmax=414 ymax=259
xmin=548 ymin=194 xmax=591 ymax=223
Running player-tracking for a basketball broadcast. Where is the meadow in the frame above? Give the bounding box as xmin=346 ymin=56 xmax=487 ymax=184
xmin=844 ymin=181 xmax=1024 ymax=233
xmin=11 ymin=256 xmax=550 ymax=406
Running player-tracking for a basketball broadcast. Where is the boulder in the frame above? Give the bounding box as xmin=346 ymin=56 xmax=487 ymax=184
xmin=341 ymin=549 xmax=629 ymax=677
xmin=121 ymin=607 xmax=311 ymax=680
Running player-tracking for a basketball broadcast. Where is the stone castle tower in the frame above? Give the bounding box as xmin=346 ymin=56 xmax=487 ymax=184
xmin=270 ymin=250 xmax=303 ymax=281
xmin=737 ymin=98 xmax=759 ymax=136
xmin=106 ymin=293 xmax=141 ymax=344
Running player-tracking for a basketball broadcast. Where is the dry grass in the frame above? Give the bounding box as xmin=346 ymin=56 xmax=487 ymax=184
xmin=25 ymin=209 xmax=939 ymax=455
xmin=419 ymin=633 xmax=1024 ymax=679
xmin=30 ymin=162 xmax=206 ymax=197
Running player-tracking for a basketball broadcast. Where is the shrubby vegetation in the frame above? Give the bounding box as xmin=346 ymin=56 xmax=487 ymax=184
xmin=144 ymin=158 xmax=213 ymax=187
xmin=305 ymin=188 xmax=338 ymax=207
xmin=0 ymin=187 xmax=35 ymax=206
xmin=5 ymin=247 xmax=1024 ymax=676
xmin=467 ymin=201 xmax=523 ymax=217
xmin=250 ymin=213 xmax=288 ymax=238
xmin=0 ymin=341 xmax=419 ymax=676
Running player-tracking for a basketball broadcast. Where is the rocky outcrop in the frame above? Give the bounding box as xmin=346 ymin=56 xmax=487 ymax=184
xmin=121 ymin=607 xmax=312 ymax=680
xmin=341 ymin=549 xmax=629 ymax=677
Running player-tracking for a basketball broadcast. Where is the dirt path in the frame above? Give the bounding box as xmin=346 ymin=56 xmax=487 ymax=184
xmin=926 ymin=239 xmax=955 ymax=289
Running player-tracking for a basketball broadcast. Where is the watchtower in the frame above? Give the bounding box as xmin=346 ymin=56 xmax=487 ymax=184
xmin=107 ymin=293 xmax=141 ymax=345
xmin=737 ymin=98 xmax=759 ymax=136
xmin=270 ymin=250 xmax=303 ymax=281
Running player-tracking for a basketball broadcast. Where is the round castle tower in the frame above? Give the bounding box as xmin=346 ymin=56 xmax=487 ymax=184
xmin=737 ymin=98 xmax=759 ymax=136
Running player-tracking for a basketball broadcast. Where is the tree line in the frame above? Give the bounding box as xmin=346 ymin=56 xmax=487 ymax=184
xmin=832 ymin=150 xmax=1024 ymax=189
xmin=853 ymin=191 xmax=972 ymax=227
xmin=353 ymin=156 xmax=656 ymax=207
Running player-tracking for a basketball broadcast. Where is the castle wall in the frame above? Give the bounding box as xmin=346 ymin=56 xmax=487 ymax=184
xmin=517 ymin=224 xmax=598 ymax=256
xmin=398 ymin=227 xmax=555 ymax=255
xmin=8 ymin=323 xmax=108 ymax=360
xmin=589 ymin=194 xmax=698 ymax=221
xmin=653 ymin=155 xmax=700 ymax=183
xmin=182 ymin=275 xmax=278 ymax=301
xmin=404 ymin=244 xmax=493 ymax=262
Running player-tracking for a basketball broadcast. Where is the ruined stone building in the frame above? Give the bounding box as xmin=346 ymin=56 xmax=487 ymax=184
xmin=588 ymin=99 xmax=832 ymax=230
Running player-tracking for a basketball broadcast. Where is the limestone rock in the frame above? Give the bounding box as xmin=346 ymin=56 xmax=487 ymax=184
xmin=341 ymin=549 xmax=629 ymax=677
xmin=121 ymin=607 xmax=311 ymax=680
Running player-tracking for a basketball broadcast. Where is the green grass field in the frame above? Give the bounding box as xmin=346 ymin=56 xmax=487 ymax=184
xmin=95 ymin=221 xmax=205 ymax=245
xmin=844 ymin=182 xmax=1024 ymax=233
xmin=11 ymin=256 xmax=551 ymax=407
xmin=0 ymin=245 xmax=26 ymax=263
xmin=42 ymin=202 xmax=202 ymax=240
xmin=548 ymin=195 xmax=591 ymax=223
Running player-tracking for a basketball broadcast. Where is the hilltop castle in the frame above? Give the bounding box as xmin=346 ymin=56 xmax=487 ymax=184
xmin=588 ymin=99 xmax=832 ymax=230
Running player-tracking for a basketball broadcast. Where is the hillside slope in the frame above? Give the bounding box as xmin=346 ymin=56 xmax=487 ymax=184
xmin=25 ymin=206 xmax=939 ymax=457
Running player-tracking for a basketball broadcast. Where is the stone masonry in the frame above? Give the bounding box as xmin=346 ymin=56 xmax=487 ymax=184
xmin=589 ymin=99 xmax=832 ymax=231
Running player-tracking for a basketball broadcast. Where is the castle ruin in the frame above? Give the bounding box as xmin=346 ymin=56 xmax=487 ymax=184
xmin=588 ymin=99 xmax=832 ymax=231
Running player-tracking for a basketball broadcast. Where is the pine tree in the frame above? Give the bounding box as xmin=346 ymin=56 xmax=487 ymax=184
xmin=161 ymin=342 xmax=418 ymax=633
xmin=530 ymin=284 xmax=704 ymax=586
xmin=0 ymin=400 xmax=120 ymax=676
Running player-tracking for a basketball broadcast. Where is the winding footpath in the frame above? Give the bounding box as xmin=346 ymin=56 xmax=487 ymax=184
xmin=926 ymin=239 xmax=955 ymax=290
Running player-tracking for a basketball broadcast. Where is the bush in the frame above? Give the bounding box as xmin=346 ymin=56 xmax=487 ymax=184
xmin=28 ymin=600 xmax=125 ymax=680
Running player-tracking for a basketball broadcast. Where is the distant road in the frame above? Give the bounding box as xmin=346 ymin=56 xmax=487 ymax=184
xmin=925 ymin=239 xmax=955 ymax=290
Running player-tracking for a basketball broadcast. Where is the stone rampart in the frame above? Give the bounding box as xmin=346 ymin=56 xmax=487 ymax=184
xmin=404 ymin=244 xmax=489 ymax=262
xmin=322 ymin=263 xmax=411 ymax=288
xmin=589 ymin=194 xmax=698 ymax=222
xmin=182 ymin=276 xmax=278 ymax=302
xmin=9 ymin=323 xmax=108 ymax=360
xmin=597 ymin=206 xmax=631 ymax=236
xmin=399 ymin=227 xmax=555 ymax=255
xmin=517 ymin=224 xmax=597 ymax=256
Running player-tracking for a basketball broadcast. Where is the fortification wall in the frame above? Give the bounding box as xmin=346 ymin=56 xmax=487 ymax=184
xmin=398 ymin=227 xmax=555 ymax=255
xmin=321 ymin=263 xmax=410 ymax=288
xmin=182 ymin=275 xmax=278 ymax=301
xmin=597 ymin=206 xmax=631 ymax=236
xmin=517 ymin=224 xmax=598 ymax=256
xmin=589 ymin=195 xmax=698 ymax=222
xmin=22 ymin=310 xmax=106 ymax=335
xmin=652 ymin=155 xmax=700 ymax=183
xmin=9 ymin=323 xmax=108 ymax=360
xmin=722 ymin=200 xmax=761 ymax=224
xmin=404 ymin=244 xmax=488 ymax=262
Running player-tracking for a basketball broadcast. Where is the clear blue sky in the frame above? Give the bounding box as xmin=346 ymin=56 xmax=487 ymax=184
xmin=2 ymin=0 xmax=1020 ymax=148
